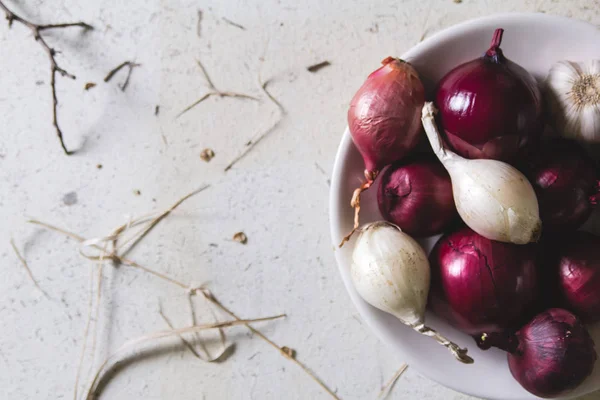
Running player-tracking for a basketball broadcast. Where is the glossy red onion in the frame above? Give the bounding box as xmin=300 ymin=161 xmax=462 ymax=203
xmin=340 ymin=57 xmax=425 ymax=246
xmin=435 ymin=28 xmax=543 ymax=161
xmin=519 ymin=138 xmax=600 ymax=232
xmin=377 ymin=155 xmax=456 ymax=237
xmin=429 ymin=227 xmax=539 ymax=335
xmin=553 ymin=231 xmax=600 ymax=323
xmin=478 ymin=309 xmax=596 ymax=398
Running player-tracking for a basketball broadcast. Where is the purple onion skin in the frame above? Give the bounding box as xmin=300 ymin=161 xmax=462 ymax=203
xmin=377 ymin=155 xmax=456 ymax=237
xmin=429 ymin=227 xmax=539 ymax=335
xmin=553 ymin=231 xmax=600 ymax=323
xmin=435 ymin=28 xmax=543 ymax=161
xmin=348 ymin=57 xmax=425 ymax=176
xmin=519 ymin=138 xmax=600 ymax=233
xmin=508 ymin=309 xmax=596 ymax=398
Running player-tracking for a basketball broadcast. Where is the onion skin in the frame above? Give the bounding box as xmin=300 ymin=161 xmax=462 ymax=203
xmin=519 ymin=138 xmax=600 ymax=232
xmin=435 ymin=28 xmax=543 ymax=161
xmin=377 ymin=155 xmax=456 ymax=237
xmin=554 ymin=231 xmax=600 ymax=323
xmin=348 ymin=57 xmax=425 ymax=174
xmin=429 ymin=227 xmax=539 ymax=335
xmin=481 ymin=309 xmax=596 ymax=398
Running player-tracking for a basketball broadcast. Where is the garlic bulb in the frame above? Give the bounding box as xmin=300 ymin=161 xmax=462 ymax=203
xmin=422 ymin=103 xmax=541 ymax=244
xmin=546 ymin=60 xmax=600 ymax=142
xmin=351 ymin=221 xmax=473 ymax=363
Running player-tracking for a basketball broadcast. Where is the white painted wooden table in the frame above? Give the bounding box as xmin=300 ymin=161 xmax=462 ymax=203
xmin=2 ymin=1 xmax=600 ymax=399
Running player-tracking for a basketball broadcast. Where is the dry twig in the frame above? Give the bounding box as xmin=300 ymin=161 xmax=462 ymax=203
xmin=10 ymin=238 xmax=49 ymax=298
xmin=0 ymin=0 xmax=93 ymax=155
xmin=198 ymin=289 xmax=340 ymax=400
xmin=176 ymin=59 xmax=258 ymax=118
xmin=378 ymin=364 xmax=408 ymax=399
xmin=84 ymin=316 xmax=286 ymax=399
xmin=221 ymin=17 xmax=245 ymax=30
xmin=104 ymin=61 xmax=141 ymax=92
xmin=224 ymin=76 xmax=286 ymax=172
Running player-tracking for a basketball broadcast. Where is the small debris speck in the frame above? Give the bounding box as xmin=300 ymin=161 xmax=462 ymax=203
xmin=84 ymin=82 xmax=97 ymax=90
xmin=133 ymin=189 xmax=141 ymax=196
xmin=154 ymin=105 xmax=160 ymax=116
xmin=453 ymin=0 xmax=462 ymax=3
xmin=200 ymin=148 xmax=215 ymax=162
xmin=233 ymin=232 xmax=247 ymax=244
xmin=62 ymin=192 xmax=78 ymax=206
xmin=96 ymin=164 xmax=103 ymax=169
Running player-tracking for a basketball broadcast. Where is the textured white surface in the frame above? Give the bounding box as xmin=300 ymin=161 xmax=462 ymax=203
xmin=1 ymin=1 xmax=600 ymax=399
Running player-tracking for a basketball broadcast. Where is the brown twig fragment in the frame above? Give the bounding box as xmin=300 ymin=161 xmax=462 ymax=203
xmin=176 ymin=59 xmax=258 ymax=118
xmin=84 ymin=82 xmax=96 ymax=91
xmin=307 ymin=61 xmax=331 ymax=73
xmin=104 ymin=61 xmax=141 ymax=92
xmin=221 ymin=17 xmax=245 ymax=30
xmin=378 ymin=364 xmax=408 ymax=399
xmin=0 ymin=0 xmax=93 ymax=155
xmin=10 ymin=239 xmax=49 ymax=298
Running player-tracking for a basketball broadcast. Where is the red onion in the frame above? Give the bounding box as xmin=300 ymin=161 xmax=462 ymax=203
xmin=429 ymin=227 xmax=539 ymax=335
xmin=435 ymin=28 xmax=543 ymax=161
xmin=519 ymin=138 xmax=600 ymax=232
xmin=553 ymin=231 xmax=600 ymax=323
xmin=340 ymin=57 xmax=425 ymax=246
xmin=478 ymin=309 xmax=596 ymax=398
xmin=377 ymin=155 xmax=456 ymax=237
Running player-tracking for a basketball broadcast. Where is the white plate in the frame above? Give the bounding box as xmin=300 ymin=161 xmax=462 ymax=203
xmin=329 ymin=13 xmax=600 ymax=400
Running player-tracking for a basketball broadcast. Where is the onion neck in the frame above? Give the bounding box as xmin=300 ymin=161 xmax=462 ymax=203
xmin=484 ymin=28 xmax=506 ymax=63
xmin=475 ymin=331 xmax=520 ymax=354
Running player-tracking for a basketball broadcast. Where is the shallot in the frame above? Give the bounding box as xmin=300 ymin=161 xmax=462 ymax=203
xmin=435 ymin=28 xmax=542 ymax=161
xmin=351 ymin=221 xmax=473 ymax=363
xmin=421 ymin=102 xmax=541 ymax=244
xmin=429 ymin=227 xmax=539 ymax=335
xmin=478 ymin=309 xmax=596 ymax=398
xmin=340 ymin=58 xmax=425 ymax=246
xmin=377 ymin=155 xmax=456 ymax=237
xmin=519 ymin=138 xmax=600 ymax=232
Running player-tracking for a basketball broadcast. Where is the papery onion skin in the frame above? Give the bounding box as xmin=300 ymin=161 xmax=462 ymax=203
xmin=429 ymin=227 xmax=539 ymax=335
xmin=554 ymin=231 xmax=600 ymax=323
xmin=508 ymin=309 xmax=596 ymax=398
xmin=377 ymin=155 xmax=456 ymax=237
xmin=435 ymin=28 xmax=543 ymax=161
xmin=519 ymin=138 xmax=600 ymax=232
xmin=348 ymin=57 xmax=425 ymax=174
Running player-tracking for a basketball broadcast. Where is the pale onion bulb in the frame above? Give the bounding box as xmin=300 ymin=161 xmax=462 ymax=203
xmin=422 ymin=103 xmax=541 ymax=244
xmin=546 ymin=60 xmax=600 ymax=142
xmin=351 ymin=221 xmax=473 ymax=364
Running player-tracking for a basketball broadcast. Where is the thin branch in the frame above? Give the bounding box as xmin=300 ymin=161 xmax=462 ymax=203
xmin=307 ymin=61 xmax=331 ymax=73
xmin=0 ymin=0 xmax=93 ymax=155
xmin=221 ymin=17 xmax=245 ymax=30
xmin=104 ymin=61 xmax=141 ymax=92
xmin=196 ymin=10 xmax=203 ymax=37
xmin=176 ymin=59 xmax=258 ymax=119
xmin=224 ymin=77 xmax=285 ymax=172
xmin=10 ymin=239 xmax=49 ymax=298
xmin=159 ymin=306 xmax=203 ymax=359
xmin=378 ymin=364 xmax=408 ymax=399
